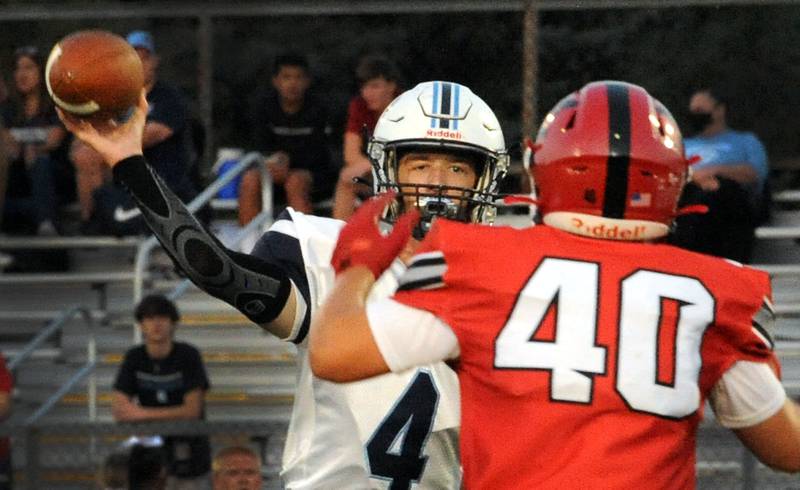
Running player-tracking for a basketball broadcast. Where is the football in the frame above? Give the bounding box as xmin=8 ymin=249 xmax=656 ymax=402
xmin=45 ymin=30 xmax=144 ymax=120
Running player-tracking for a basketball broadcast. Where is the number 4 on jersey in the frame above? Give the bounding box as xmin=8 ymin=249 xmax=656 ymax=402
xmin=494 ymin=257 xmax=714 ymax=418
xmin=366 ymin=370 xmax=438 ymax=490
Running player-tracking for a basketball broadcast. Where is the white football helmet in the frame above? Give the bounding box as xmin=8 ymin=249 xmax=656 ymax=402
xmin=368 ymin=81 xmax=509 ymax=234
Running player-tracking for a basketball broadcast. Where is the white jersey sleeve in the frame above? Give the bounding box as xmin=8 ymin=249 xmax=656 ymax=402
xmin=252 ymin=209 xmax=342 ymax=345
xmin=256 ymin=209 xmax=463 ymax=490
xmin=709 ymin=360 xmax=787 ymax=428
xmin=366 ymin=298 xmax=460 ymax=372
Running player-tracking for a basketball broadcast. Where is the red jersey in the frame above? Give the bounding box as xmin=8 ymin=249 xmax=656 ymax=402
xmin=0 ymin=354 xmax=12 ymax=461
xmin=393 ymin=221 xmax=776 ymax=490
xmin=345 ymin=95 xmax=381 ymax=135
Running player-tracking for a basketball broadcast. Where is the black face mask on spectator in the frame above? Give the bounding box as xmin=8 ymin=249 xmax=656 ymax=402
xmin=687 ymin=112 xmax=713 ymax=134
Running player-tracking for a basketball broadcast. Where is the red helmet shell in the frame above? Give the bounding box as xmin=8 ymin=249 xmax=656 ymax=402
xmin=533 ymin=81 xmax=688 ymax=239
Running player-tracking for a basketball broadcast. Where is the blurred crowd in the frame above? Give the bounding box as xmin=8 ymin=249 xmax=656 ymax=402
xmin=0 ymin=30 xmax=774 ymax=270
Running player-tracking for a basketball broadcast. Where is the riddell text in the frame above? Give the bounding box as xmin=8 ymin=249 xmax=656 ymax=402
xmin=571 ymin=218 xmax=645 ymax=239
xmin=426 ymin=129 xmax=462 ymax=139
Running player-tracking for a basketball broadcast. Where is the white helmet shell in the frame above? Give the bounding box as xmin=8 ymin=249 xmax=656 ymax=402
xmin=368 ymin=81 xmax=509 ymax=229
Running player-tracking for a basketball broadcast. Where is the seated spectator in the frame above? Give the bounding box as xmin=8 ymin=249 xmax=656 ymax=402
xmin=128 ymin=443 xmax=168 ymax=490
xmin=239 ymin=53 xmax=335 ymax=229
xmin=0 ymin=46 xmax=67 ymax=236
xmin=331 ymin=54 xmax=401 ymax=220
xmin=112 ymin=294 xmax=211 ymax=489
xmin=670 ymin=86 xmax=769 ymax=263
xmin=74 ymin=31 xmax=196 ymax=235
xmin=212 ymin=446 xmax=262 ymax=490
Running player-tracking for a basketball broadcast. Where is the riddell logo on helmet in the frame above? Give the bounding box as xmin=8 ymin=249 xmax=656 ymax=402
xmin=570 ymin=218 xmax=645 ymax=240
xmin=426 ymin=129 xmax=462 ymax=140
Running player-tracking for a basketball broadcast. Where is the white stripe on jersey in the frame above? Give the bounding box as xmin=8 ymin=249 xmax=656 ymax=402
xmin=752 ymin=298 xmax=776 ymax=350
xmin=398 ymin=251 xmax=447 ymax=291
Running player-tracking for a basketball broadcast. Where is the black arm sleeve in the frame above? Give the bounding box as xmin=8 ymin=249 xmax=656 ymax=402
xmin=113 ymin=155 xmax=291 ymax=325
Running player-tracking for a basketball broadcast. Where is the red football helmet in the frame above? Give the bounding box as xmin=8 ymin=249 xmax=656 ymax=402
xmin=532 ymin=81 xmax=688 ymax=241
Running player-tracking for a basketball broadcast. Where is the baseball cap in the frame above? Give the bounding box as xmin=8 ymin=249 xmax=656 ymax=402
xmin=126 ymin=30 xmax=155 ymax=52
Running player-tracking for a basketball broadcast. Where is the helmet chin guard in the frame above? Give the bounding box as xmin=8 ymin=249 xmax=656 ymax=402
xmin=368 ymin=81 xmax=508 ymax=234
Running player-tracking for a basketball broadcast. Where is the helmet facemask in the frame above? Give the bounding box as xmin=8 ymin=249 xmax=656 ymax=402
xmin=369 ymin=139 xmax=507 ymax=238
xmin=366 ymin=81 xmax=509 ymax=237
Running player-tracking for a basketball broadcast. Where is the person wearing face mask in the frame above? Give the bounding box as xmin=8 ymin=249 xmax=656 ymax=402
xmin=670 ymin=86 xmax=769 ymax=263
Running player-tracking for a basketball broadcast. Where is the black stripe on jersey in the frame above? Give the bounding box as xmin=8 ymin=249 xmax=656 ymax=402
xmin=397 ymin=276 xmax=444 ymax=292
xmin=752 ymin=300 xmax=776 ymax=350
xmin=439 ymin=82 xmax=452 ymax=129
xmin=407 ymin=256 xmax=445 ymax=269
xmin=252 ymin=210 xmax=312 ymax=344
xmin=603 ymin=83 xmax=631 ymax=219
xmin=398 ymin=252 xmax=446 ymax=291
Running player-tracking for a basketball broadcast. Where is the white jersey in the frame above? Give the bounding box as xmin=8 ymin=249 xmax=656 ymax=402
xmin=252 ymin=209 xmax=461 ymax=489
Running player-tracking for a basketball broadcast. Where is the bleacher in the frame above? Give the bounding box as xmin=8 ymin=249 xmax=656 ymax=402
xmin=2 ymin=160 xmax=800 ymax=488
xmin=0 ymin=154 xmax=292 ymax=488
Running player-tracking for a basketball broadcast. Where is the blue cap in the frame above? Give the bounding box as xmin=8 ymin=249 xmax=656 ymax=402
xmin=126 ymin=30 xmax=155 ymax=52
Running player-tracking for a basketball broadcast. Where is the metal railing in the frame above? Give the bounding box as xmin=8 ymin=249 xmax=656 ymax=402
xmin=8 ymin=305 xmax=98 ymax=424
xmin=8 ymin=150 xmax=274 ymax=424
xmin=1 ymin=419 xmax=289 ymax=490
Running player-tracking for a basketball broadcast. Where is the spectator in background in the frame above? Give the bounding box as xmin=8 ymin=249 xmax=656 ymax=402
xmin=73 ymin=30 xmax=196 ymax=235
xmin=112 ymin=294 xmax=211 ymax=489
xmin=239 ymin=53 xmax=335 ymax=229
xmin=129 ymin=443 xmax=168 ymax=490
xmin=97 ymin=451 xmax=128 ymax=490
xmin=671 ymin=86 xmax=769 ymax=263
xmin=211 ymin=446 xmax=262 ymax=490
xmin=0 ymin=353 xmax=12 ymax=490
xmin=331 ymin=54 xmax=401 ymax=220
xmin=0 ymin=46 xmax=67 ymax=236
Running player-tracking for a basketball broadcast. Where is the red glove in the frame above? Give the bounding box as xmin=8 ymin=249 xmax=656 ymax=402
xmin=331 ymin=192 xmax=420 ymax=278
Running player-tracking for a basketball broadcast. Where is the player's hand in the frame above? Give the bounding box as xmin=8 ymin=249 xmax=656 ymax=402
xmin=331 ymin=192 xmax=420 ymax=279
xmin=56 ymin=89 xmax=147 ymax=168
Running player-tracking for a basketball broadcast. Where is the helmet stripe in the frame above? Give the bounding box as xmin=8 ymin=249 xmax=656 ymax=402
xmin=430 ymin=81 xmax=440 ymax=128
xmin=603 ymin=83 xmax=631 ymax=219
xmin=453 ymin=84 xmax=461 ymax=130
xmin=439 ymin=82 xmax=452 ymax=129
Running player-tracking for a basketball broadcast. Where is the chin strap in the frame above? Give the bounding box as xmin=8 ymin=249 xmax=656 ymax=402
xmin=676 ymin=204 xmax=709 ymax=216
xmin=502 ymin=194 xmax=540 ymax=206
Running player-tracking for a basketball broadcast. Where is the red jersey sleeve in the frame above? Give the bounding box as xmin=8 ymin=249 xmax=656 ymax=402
xmin=698 ymin=263 xmax=779 ymax=393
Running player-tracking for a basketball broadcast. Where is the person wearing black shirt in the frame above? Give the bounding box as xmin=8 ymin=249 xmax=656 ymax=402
xmin=239 ymin=53 xmax=335 ymax=228
xmin=113 ymin=294 xmax=211 ymax=489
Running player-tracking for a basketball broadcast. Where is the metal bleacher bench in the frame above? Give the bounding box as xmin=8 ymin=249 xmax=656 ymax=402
xmin=0 ymin=236 xmax=142 ymax=250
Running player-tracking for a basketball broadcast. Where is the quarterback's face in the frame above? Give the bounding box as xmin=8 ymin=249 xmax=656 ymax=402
xmin=397 ymin=152 xmax=478 ymax=210
xmin=212 ymin=453 xmax=262 ymax=490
